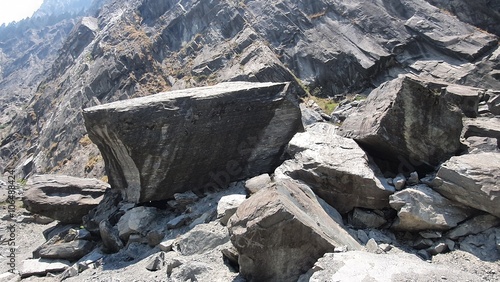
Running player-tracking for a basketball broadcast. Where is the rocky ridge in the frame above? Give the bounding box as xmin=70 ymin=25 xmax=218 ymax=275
xmin=0 ymin=0 xmax=499 ymax=281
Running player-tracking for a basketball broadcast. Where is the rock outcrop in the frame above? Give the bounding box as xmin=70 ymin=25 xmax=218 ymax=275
xmin=276 ymin=122 xmax=394 ymax=214
xmin=229 ymin=177 xmax=361 ymax=282
xmin=22 ymin=174 xmax=109 ymax=223
xmin=432 ymin=152 xmax=500 ymax=217
xmin=339 ymin=75 xmax=465 ymax=167
xmin=83 ymin=81 xmax=301 ymax=203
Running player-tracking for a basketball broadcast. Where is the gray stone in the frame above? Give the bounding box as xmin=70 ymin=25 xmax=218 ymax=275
xmin=368 ymin=230 xmax=394 ymax=244
xmin=20 ymin=258 xmax=71 ymax=278
xmin=83 ymin=189 xmax=122 ymax=235
xmin=174 ymin=222 xmax=229 ymax=255
xmin=167 ymin=214 xmax=189 ymax=229
xmin=459 ymin=228 xmax=500 ymax=261
xmin=446 ymin=214 xmax=500 ymax=239
xmin=38 ymin=240 xmax=95 ymax=261
xmin=276 ymin=122 xmax=394 ymax=214
xmin=221 ymin=245 xmax=239 ymax=268
xmin=147 ymin=230 xmax=165 ymax=247
xmin=117 ymin=206 xmax=157 ymax=241
xmin=366 ymin=238 xmax=382 ymax=254
xmin=300 ymin=103 xmax=324 ymax=126
xmin=83 ymin=82 xmax=302 ymax=203
xmin=22 ymin=174 xmax=109 ymax=223
xmin=357 ymin=230 xmax=369 ymax=245
xmin=465 ymin=136 xmax=499 ymax=153
xmin=390 ymin=185 xmax=473 ymax=231
xmin=442 ymin=84 xmax=484 ymax=118
xmin=488 ymin=93 xmax=500 ymax=115
xmin=217 ymin=194 xmax=246 ymax=226
xmin=348 ymin=208 xmax=387 ymax=229
xmin=99 ymin=219 xmax=123 ymax=253
xmin=159 ymin=239 xmax=175 ymax=252
xmin=379 ymin=243 xmax=392 ymax=252
xmin=244 ymin=173 xmax=272 ymax=195
xmin=168 ymin=191 xmax=199 ymax=211
xmin=432 ymin=152 xmax=500 ymax=217
xmin=445 ymin=239 xmax=456 ymax=251
xmin=188 ymin=211 xmax=214 ymax=229
xmin=419 ymin=231 xmax=442 ymax=239
xmin=413 ymin=238 xmax=434 ymax=250
xmin=146 ymin=252 xmax=166 ymax=271
xmin=462 ymin=117 xmax=500 ymax=141
xmin=339 ymin=75 xmax=464 ymax=167
xmin=228 ymin=177 xmax=361 ymax=282
xmin=59 ymin=264 xmax=79 ymax=280
xmin=427 ymin=242 xmax=448 ymax=256
xmin=393 ymin=174 xmax=406 ymax=191
xmin=302 ymin=251 xmax=481 ymax=282
xmin=407 ymin=172 xmax=419 ymax=186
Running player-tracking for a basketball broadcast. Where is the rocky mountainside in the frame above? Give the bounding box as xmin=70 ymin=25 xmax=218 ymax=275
xmin=0 ymin=0 xmax=499 ymax=281
xmin=0 ymin=0 xmax=499 ymax=179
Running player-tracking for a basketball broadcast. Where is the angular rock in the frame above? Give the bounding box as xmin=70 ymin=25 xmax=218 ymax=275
xmin=83 ymin=188 xmax=122 ymax=234
xmin=146 ymin=252 xmax=166 ymax=271
xmin=174 ymin=222 xmax=229 ymax=256
xmin=99 ymin=220 xmax=124 ymax=253
xmin=459 ymin=228 xmax=500 ymax=261
xmin=365 ymin=238 xmax=382 ymax=254
xmin=20 ymin=258 xmax=71 ymax=278
xmin=464 ymin=137 xmax=499 ymax=153
xmin=276 ymin=122 xmax=394 ymax=213
xmin=432 ymin=152 xmax=500 ymax=217
xmin=117 ymin=206 xmax=157 ymax=241
xmin=446 ymin=214 xmax=500 ymax=239
xmin=228 ymin=177 xmax=361 ymax=282
xmin=166 ymin=214 xmax=189 ymax=229
xmin=38 ymin=240 xmax=95 ymax=261
xmin=22 ymin=174 xmax=109 ymax=223
xmin=488 ymin=92 xmax=500 ymax=115
xmin=390 ymin=184 xmax=474 ymax=231
xmin=244 ymin=173 xmax=272 ymax=195
xmin=159 ymin=239 xmax=175 ymax=252
xmin=442 ymin=84 xmax=484 ymax=118
xmin=339 ymin=75 xmax=464 ymax=167
xmin=217 ymin=194 xmax=246 ymax=226
xmin=168 ymin=191 xmax=199 ymax=211
xmin=83 ymin=82 xmax=302 ymax=203
xmin=348 ymin=208 xmax=387 ymax=229
xmin=462 ymin=117 xmax=500 ymax=141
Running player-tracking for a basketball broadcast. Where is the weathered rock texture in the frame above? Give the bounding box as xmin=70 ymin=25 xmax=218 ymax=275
xmin=23 ymin=174 xmax=109 ymax=223
xmin=432 ymin=152 xmax=500 ymax=217
xmin=339 ymin=75 xmax=465 ymax=167
xmin=276 ymin=122 xmax=394 ymax=214
xmin=389 ymin=185 xmax=474 ymax=231
xmin=229 ymin=177 xmax=362 ymax=282
xmin=83 ymin=82 xmax=301 ymax=203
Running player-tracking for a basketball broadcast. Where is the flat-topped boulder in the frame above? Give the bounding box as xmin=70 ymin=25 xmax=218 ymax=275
xmin=83 ymin=82 xmax=302 ymax=203
xmin=23 ymin=174 xmax=109 ymax=223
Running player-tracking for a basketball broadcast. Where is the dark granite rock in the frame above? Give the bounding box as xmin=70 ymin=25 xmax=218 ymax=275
xmin=83 ymin=82 xmax=302 ymax=203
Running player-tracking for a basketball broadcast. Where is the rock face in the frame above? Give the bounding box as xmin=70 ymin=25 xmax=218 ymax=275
xmin=23 ymin=174 xmax=109 ymax=223
xmin=339 ymin=75 xmax=464 ymax=167
xmin=389 ymin=185 xmax=474 ymax=231
xmin=432 ymin=152 xmax=500 ymax=217
xmin=83 ymin=82 xmax=301 ymax=203
xmin=229 ymin=177 xmax=362 ymax=282
xmin=276 ymin=123 xmax=394 ymax=214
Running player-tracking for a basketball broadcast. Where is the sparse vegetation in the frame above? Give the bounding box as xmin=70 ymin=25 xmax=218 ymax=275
xmin=308 ymin=10 xmax=327 ymax=20
xmin=308 ymin=96 xmax=338 ymax=115
xmin=79 ymin=135 xmax=93 ymax=147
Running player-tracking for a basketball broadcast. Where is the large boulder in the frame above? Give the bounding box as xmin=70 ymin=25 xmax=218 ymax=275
xmin=275 ymin=122 xmax=394 ymax=214
xmin=339 ymin=75 xmax=464 ymax=167
xmin=389 ymin=185 xmax=474 ymax=231
xmin=83 ymin=82 xmax=302 ymax=203
xmin=228 ymin=178 xmax=362 ymax=282
xmin=23 ymin=174 xmax=109 ymax=223
xmin=431 ymin=152 xmax=500 ymax=217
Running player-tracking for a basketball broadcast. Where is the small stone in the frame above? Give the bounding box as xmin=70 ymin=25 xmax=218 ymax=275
xmin=407 ymin=172 xmax=419 ymax=186
xmin=127 ymin=234 xmax=146 ymax=245
xmin=333 ymin=245 xmax=349 ymax=253
xmin=38 ymin=240 xmax=95 ymax=261
xmin=147 ymin=230 xmax=165 ymax=247
xmin=413 ymin=238 xmax=434 ymax=250
xmin=59 ymin=264 xmax=79 ymax=280
xmin=445 ymin=239 xmax=456 ymax=251
xmin=366 ymin=238 xmax=382 ymax=254
xmin=217 ymin=194 xmax=246 ymax=226
xmin=348 ymin=208 xmax=387 ymax=228
xmin=99 ymin=220 xmax=124 ymax=253
xmin=357 ymin=229 xmax=369 ymax=244
xmin=189 ymin=211 xmax=214 ymax=228
xmin=146 ymin=252 xmax=166 ymax=271
xmin=417 ymin=249 xmax=431 ymax=261
xmin=393 ymin=174 xmax=406 ymax=191
xmin=244 ymin=174 xmax=272 ymax=195
xmin=221 ymin=246 xmax=239 ymax=267
xmin=167 ymin=214 xmax=189 ymax=229
xmin=427 ymin=242 xmax=448 ymax=255
xmin=159 ymin=239 xmax=175 ymax=252
xmin=379 ymin=243 xmax=392 ymax=252
xmin=419 ymin=231 xmax=442 ymax=239
xmin=20 ymin=258 xmax=71 ymax=278
xmin=368 ymin=230 xmax=394 ymax=244
xmin=166 ymin=259 xmax=183 ymax=276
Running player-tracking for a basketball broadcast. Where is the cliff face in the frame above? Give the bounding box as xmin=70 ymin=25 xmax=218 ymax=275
xmin=1 ymin=0 xmax=500 ymax=177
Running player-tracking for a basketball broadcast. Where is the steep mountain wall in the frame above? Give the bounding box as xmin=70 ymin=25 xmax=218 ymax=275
xmin=1 ymin=0 xmax=499 ymax=178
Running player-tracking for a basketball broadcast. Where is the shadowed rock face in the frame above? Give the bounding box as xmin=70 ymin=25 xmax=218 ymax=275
xmin=339 ymin=75 xmax=464 ymax=167
xmin=83 ymin=82 xmax=302 ymax=203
